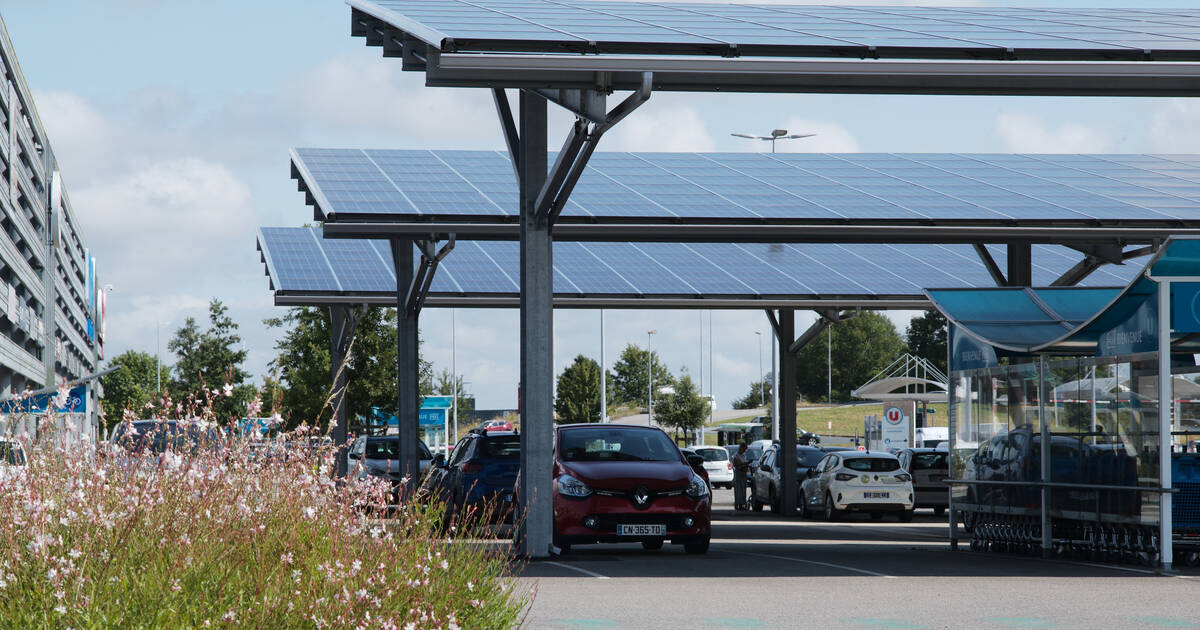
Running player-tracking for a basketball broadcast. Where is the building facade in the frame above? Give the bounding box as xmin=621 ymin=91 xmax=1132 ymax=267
xmin=0 ymin=15 xmax=100 ymax=402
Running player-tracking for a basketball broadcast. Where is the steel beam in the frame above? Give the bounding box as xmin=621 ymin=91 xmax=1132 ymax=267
xmin=789 ymin=309 xmax=860 ymax=354
xmin=517 ymin=91 xmax=554 ymax=559
xmin=1050 ymin=256 xmax=1104 ymax=287
xmin=426 ymin=53 xmax=1200 ymax=97
xmin=777 ymin=310 xmax=797 ymax=517
xmin=406 ymin=237 xmax=456 ymax=315
xmin=320 ymin=220 xmax=1200 ymax=244
xmin=973 ymin=244 xmax=1007 ymax=286
xmin=391 ymin=239 xmax=421 ymax=495
xmin=330 ymin=304 xmax=364 ymax=478
xmin=275 ymin=294 xmax=933 ymax=310
xmin=1007 ymin=242 xmax=1033 ymax=287
xmin=492 ymin=89 xmax=520 ymax=180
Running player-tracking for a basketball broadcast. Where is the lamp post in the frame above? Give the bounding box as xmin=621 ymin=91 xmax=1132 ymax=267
xmin=754 ymin=331 xmax=764 ymax=408
xmin=452 ymin=308 xmax=457 ymax=442
xmin=731 ymin=129 xmax=815 ymax=153
xmin=600 ymin=309 xmax=606 ymax=423
xmin=647 ymin=329 xmax=657 ymax=425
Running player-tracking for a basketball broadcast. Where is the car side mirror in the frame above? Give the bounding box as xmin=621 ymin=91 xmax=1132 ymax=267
xmin=432 ymin=453 xmax=446 ymax=468
xmin=761 ymin=464 xmax=773 ymax=473
xmin=686 ymin=454 xmax=705 ymax=469
xmin=806 ymin=469 xmax=816 ymax=478
xmin=348 ymin=451 xmax=361 ymax=461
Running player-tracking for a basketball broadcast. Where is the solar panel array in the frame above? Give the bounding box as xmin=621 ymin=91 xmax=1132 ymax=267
xmin=355 ymin=0 xmax=1200 ymax=60
xmin=293 ymin=149 xmax=1200 ymax=223
xmin=257 ymin=227 xmax=1143 ymax=303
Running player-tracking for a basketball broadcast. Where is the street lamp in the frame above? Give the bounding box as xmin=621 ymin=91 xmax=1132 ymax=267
xmin=647 ymin=330 xmax=657 ymax=425
xmin=731 ymin=129 xmax=815 ymax=153
xmin=754 ymin=331 xmax=764 ymax=408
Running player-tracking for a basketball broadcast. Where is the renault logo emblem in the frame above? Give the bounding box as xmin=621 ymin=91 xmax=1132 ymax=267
xmin=632 ymin=486 xmax=650 ymax=508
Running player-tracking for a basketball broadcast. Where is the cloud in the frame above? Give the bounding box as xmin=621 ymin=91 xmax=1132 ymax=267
xmin=994 ymin=111 xmax=1110 ymax=153
xmin=608 ymin=105 xmax=717 ymax=153
xmin=1149 ymin=100 xmax=1200 ymax=153
xmin=777 ymin=117 xmax=861 ymax=153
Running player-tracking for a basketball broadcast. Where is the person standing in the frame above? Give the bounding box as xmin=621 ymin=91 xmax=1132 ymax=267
xmin=732 ymin=443 xmax=751 ymax=511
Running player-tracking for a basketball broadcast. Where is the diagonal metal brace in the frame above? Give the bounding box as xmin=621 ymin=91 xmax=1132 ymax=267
xmin=405 ymin=235 xmax=456 ymax=316
xmin=535 ymin=72 xmax=654 ymax=224
xmin=788 ymin=309 xmax=860 ymax=354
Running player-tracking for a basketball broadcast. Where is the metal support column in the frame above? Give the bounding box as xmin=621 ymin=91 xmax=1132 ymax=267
xmin=778 ymin=310 xmax=797 ymax=516
xmin=517 ymin=90 xmax=554 ymax=558
xmin=1008 ymin=243 xmax=1033 ymax=287
xmin=947 ymin=323 xmax=958 ymax=550
xmin=1039 ymin=354 xmax=1052 ymax=557
xmin=1157 ymin=279 xmax=1174 ymax=571
xmin=391 ymin=239 xmax=420 ymax=494
xmin=329 ymin=304 xmax=361 ymax=478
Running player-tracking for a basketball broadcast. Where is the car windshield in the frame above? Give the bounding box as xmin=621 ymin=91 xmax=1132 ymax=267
xmin=560 ymin=427 xmax=680 ymax=462
xmin=696 ymin=448 xmax=728 ymax=462
xmin=480 ymin=437 xmax=521 ymax=459
xmin=843 ymin=456 xmax=901 ymax=472
xmin=797 ymin=448 xmax=825 ymax=467
xmin=912 ymin=452 xmax=948 ymax=470
xmin=0 ymin=441 xmax=24 ymax=465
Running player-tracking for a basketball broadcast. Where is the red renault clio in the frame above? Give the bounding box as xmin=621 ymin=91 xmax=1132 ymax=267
xmin=552 ymin=423 xmax=711 ymax=554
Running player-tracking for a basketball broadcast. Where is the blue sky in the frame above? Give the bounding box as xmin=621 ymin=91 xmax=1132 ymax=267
xmin=5 ymin=0 xmax=1200 ymax=410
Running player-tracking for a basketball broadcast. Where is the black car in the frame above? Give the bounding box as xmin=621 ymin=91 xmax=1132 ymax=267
xmin=751 ymin=444 xmax=826 ymax=513
xmin=895 ymin=448 xmax=949 ymax=515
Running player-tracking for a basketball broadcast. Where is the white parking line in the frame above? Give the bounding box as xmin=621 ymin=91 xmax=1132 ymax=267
xmin=544 ymin=561 xmax=611 ymax=580
xmin=730 ymin=550 xmax=897 ymax=578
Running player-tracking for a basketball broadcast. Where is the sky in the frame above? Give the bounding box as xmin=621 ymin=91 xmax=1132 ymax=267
xmin=5 ymin=0 xmax=1200 ymax=410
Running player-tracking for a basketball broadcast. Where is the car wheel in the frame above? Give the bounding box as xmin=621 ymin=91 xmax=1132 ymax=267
xmin=935 ymin=506 xmax=946 ymax=517
xmin=799 ymin=492 xmax=811 ymax=519
xmin=870 ymin=512 xmax=884 ymax=521
xmin=824 ymin=492 xmax=841 ymax=521
xmin=684 ymin=538 xmax=710 ymax=554
xmin=961 ymin=510 xmax=977 ymax=533
xmin=752 ymin=491 xmax=764 ymax=512
xmin=641 ymin=539 xmax=664 ymax=551
xmin=769 ymin=486 xmax=779 ymax=513
xmin=898 ymin=509 xmax=915 ymax=523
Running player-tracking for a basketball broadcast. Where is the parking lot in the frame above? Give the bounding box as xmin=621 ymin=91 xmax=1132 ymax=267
xmin=520 ymin=488 xmax=1200 ymax=629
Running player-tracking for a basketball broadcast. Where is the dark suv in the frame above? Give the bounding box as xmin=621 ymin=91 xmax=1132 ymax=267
xmin=427 ymin=429 xmax=521 ymax=524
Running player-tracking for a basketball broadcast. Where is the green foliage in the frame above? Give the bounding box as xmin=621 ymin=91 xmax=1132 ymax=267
xmin=905 ymin=310 xmax=948 ymax=374
xmin=732 ymin=378 xmax=772 ymax=410
xmin=656 ymin=370 xmax=709 ymax=434
xmin=433 ymin=368 xmax=475 ymax=413
xmin=610 ymin=343 xmax=675 ymax=407
xmin=555 ymin=355 xmax=602 ymax=423
xmin=167 ymin=299 xmax=254 ymax=422
xmin=264 ymin=306 xmax=433 ymax=431
xmin=797 ymin=312 xmax=906 ymax=403
xmin=98 ymin=350 xmax=171 ymax=428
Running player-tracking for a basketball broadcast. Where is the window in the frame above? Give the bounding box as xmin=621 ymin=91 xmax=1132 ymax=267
xmin=697 ymin=448 xmax=728 ymax=462
xmin=912 ymin=452 xmax=948 ymax=470
xmin=448 ymin=437 xmax=471 ymax=466
xmin=842 ymin=457 xmax=901 ymax=472
xmin=480 ymin=437 xmax=521 ymax=459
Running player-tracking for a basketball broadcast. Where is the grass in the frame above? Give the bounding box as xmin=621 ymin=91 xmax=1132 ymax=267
xmin=699 ymin=402 xmax=949 ymax=445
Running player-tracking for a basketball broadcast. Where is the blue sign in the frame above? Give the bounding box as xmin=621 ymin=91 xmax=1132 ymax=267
xmin=1098 ymin=296 xmax=1158 ymax=357
xmin=419 ymin=408 xmax=446 ymax=427
xmin=1173 ymin=282 xmax=1200 ymax=334
xmin=950 ymin=325 xmax=998 ymax=371
xmin=421 ymin=396 xmax=453 ymax=409
xmin=0 ymin=385 xmax=87 ymax=414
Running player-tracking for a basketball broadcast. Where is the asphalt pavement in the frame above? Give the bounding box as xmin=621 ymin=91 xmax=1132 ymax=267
xmin=517 ymin=487 xmax=1200 ymax=629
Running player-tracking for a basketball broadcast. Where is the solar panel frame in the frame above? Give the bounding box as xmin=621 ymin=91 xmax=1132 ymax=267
xmin=350 ymin=0 xmax=1200 ymax=62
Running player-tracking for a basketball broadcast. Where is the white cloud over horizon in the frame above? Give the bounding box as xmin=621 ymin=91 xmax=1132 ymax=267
xmin=993 ymin=111 xmax=1111 ymax=154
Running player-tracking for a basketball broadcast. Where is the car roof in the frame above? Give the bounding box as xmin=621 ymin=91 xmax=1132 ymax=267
xmin=557 ymin=423 xmax=660 ymax=431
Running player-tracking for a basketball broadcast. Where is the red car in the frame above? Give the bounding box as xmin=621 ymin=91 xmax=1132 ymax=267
xmin=483 ymin=420 xmax=514 ymax=432
xmin=551 ymin=424 xmax=711 ymax=554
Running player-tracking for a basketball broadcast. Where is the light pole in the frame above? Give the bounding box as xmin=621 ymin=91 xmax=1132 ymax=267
xmin=600 ymin=309 xmax=606 ymax=423
xmin=647 ymin=329 xmax=657 ymax=425
xmin=731 ymin=129 xmax=815 ymax=153
xmin=754 ymin=331 xmax=764 ymax=408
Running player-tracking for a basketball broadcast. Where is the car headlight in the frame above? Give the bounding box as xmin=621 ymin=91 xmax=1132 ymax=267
xmin=686 ymin=473 xmax=709 ymax=499
xmin=557 ymin=474 xmax=592 ymax=498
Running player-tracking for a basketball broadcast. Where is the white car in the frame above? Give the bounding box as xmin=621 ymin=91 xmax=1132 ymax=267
xmin=691 ymin=446 xmax=734 ymax=488
xmin=799 ymin=451 xmax=914 ymax=522
xmin=0 ymin=440 xmax=27 ymax=481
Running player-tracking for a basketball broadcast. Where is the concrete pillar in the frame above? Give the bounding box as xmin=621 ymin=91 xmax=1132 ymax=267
xmin=391 ymin=240 xmax=420 ymax=493
xmin=778 ymin=310 xmax=797 ymax=516
xmin=516 ymin=91 xmax=553 ymax=558
xmin=330 ymin=305 xmax=351 ymax=478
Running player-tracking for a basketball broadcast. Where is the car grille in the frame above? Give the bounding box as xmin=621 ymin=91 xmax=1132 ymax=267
xmin=586 ymin=514 xmax=693 ymax=530
xmin=593 ymin=486 xmax=687 ymax=509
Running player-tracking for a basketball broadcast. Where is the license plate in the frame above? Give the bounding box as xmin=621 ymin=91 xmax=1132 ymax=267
xmin=618 ymin=524 xmax=665 ymax=536
xmin=864 ymin=491 xmax=889 ymax=499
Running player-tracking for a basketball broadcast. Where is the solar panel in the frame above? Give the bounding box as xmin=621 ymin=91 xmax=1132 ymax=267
xmin=256 ymin=227 xmax=1145 ymax=306
xmin=293 ymin=149 xmax=1200 ymax=226
xmin=352 ymin=1 xmax=1200 ymax=61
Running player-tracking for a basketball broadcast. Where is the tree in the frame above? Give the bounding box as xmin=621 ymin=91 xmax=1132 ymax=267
xmin=732 ymin=377 xmax=773 ymax=410
xmin=433 ymin=368 xmax=475 ymax=413
xmin=555 ymin=355 xmax=602 ymax=423
xmin=656 ymin=370 xmax=709 ymax=440
xmin=99 ymin=350 xmax=171 ymax=428
xmin=610 ymin=343 xmax=674 ymax=407
xmin=167 ymin=299 xmax=255 ymax=423
xmin=905 ymin=310 xmax=948 ymax=374
xmin=264 ymin=306 xmax=433 ymax=431
xmin=796 ymin=312 xmax=905 ymax=403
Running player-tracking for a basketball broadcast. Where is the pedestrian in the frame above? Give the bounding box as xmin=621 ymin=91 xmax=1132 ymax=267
xmin=732 ymin=442 xmax=751 ymax=511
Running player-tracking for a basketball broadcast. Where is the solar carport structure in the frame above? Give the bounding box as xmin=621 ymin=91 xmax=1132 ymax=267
xmin=271 ymin=0 xmax=1200 ymax=561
